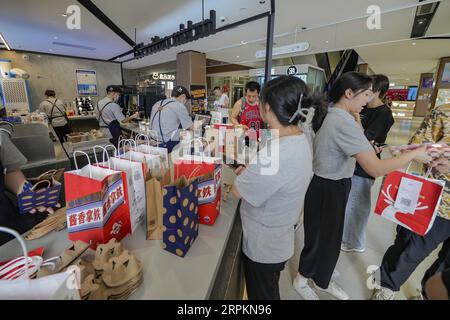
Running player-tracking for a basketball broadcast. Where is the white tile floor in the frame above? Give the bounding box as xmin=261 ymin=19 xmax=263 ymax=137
xmin=280 ymin=117 xmax=441 ymax=300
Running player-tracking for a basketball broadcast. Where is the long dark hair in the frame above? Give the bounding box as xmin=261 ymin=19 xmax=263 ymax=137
xmin=260 ymin=76 xmax=328 ymax=133
xmin=329 ymin=72 xmax=372 ymax=103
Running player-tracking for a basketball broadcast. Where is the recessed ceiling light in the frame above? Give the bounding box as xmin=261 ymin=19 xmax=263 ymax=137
xmin=325 ymin=40 xmax=329 ymax=44
xmin=61 ymin=13 xmax=67 ymax=17
xmin=236 ymin=55 xmax=240 ymax=58
xmin=241 ymin=41 xmax=247 ymax=45
xmin=412 ymin=42 xmax=417 ymax=45
xmin=53 ymin=36 xmax=58 ymax=40
xmin=48 ymin=48 xmax=53 ymax=52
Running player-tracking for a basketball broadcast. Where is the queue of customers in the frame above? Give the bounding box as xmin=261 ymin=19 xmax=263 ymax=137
xmin=229 ymin=72 xmax=449 ymax=300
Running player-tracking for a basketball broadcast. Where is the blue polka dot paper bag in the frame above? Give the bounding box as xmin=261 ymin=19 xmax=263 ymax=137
xmin=162 ymin=177 xmax=199 ymax=258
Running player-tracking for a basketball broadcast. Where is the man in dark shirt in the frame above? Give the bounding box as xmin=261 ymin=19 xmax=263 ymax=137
xmin=341 ymin=74 xmax=395 ymax=252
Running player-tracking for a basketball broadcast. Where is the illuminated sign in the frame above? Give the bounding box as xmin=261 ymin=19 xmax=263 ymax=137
xmin=152 ymin=73 xmax=175 ymax=81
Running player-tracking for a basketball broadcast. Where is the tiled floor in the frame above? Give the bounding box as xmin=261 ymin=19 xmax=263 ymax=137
xmin=280 ymin=117 xmax=441 ymax=300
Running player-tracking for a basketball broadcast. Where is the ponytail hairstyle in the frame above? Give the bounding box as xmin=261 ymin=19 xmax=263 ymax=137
xmin=329 ymin=71 xmax=372 ymax=104
xmin=260 ymin=75 xmax=328 ymax=133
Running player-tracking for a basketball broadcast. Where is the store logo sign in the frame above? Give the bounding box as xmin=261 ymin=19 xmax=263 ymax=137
xmin=367 ymin=5 xmax=381 ymax=30
xmin=152 ymin=72 xmax=175 ymax=81
xmin=287 ymin=66 xmax=298 ymax=76
xmin=66 ymin=5 xmax=81 ymax=30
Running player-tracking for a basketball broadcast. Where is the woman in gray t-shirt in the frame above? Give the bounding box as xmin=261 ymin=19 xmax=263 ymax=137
xmin=294 ymin=72 xmax=431 ymax=301
xmin=231 ymin=76 xmax=328 ymax=300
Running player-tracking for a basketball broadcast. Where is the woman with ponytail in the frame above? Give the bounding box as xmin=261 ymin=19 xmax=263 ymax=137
xmin=230 ymin=76 xmax=327 ymax=300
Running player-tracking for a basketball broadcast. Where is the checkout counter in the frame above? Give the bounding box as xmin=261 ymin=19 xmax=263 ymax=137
xmin=5 ymin=119 xmax=246 ymax=299
xmin=0 ymin=167 xmax=245 ymax=300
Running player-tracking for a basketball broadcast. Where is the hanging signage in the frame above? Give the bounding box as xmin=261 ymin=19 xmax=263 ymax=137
xmin=152 ymin=73 xmax=175 ymax=81
xmin=76 ymin=69 xmax=98 ymax=96
xmin=134 ymin=11 xmax=217 ymax=59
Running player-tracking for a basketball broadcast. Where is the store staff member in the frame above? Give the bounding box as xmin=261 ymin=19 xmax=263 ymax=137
xmin=38 ymin=90 xmax=70 ymax=144
xmin=96 ymin=85 xmax=139 ymax=146
xmin=150 ymin=85 xmax=193 ymax=153
xmin=0 ymin=123 xmax=50 ymax=245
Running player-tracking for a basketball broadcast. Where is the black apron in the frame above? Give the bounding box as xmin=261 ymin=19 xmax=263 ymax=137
xmin=150 ymin=99 xmax=182 ymax=153
xmin=0 ymin=162 xmax=48 ymax=245
xmin=97 ymin=101 xmax=122 ymax=147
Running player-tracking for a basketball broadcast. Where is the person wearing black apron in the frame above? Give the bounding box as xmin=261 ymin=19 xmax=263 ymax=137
xmin=96 ymin=85 xmax=139 ymax=147
xmin=149 ymin=85 xmax=194 ymax=153
xmin=38 ymin=90 xmax=71 ymax=144
xmin=0 ymin=124 xmax=49 ymax=245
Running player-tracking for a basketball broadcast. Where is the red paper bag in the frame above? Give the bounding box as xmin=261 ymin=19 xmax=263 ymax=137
xmin=64 ymin=151 xmax=132 ymax=248
xmin=174 ymin=155 xmax=222 ymax=225
xmin=374 ymin=170 xmax=445 ymax=236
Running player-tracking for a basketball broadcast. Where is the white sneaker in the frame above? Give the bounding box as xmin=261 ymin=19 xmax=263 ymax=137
xmin=371 ymin=287 xmax=395 ymax=300
xmin=341 ymin=244 xmax=365 ymax=253
xmin=314 ymin=280 xmax=349 ymax=300
xmin=293 ymin=274 xmax=319 ymax=300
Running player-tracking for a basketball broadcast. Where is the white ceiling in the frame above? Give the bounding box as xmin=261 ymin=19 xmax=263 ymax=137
xmin=0 ymin=0 xmax=449 ymax=85
xmin=357 ymin=39 xmax=450 ymax=86
xmin=0 ymin=0 xmax=131 ymax=59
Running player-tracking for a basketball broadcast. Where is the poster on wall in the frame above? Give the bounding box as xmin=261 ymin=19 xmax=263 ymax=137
xmin=76 ymin=69 xmax=98 ymax=96
xmin=190 ymin=85 xmax=206 ymax=114
xmin=422 ymin=76 xmax=434 ymax=89
xmin=441 ymin=62 xmax=450 ymax=84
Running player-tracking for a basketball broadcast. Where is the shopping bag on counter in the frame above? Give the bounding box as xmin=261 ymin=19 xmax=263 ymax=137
xmin=374 ymin=169 xmax=445 ymax=236
xmin=64 ymin=151 xmax=131 ymax=248
xmin=162 ymin=176 xmax=199 ymax=258
xmin=118 ymin=139 xmax=163 ymax=174
xmin=212 ymin=123 xmax=234 ymax=153
xmin=93 ymin=146 xmax=146 ymax=233
xmin=224 ymin=128 xmax=246 ymax=164
xmin=0 ymin=227 xmax=80 ymax=300
xmin=135 ymin=133 xmax=169 ymax=168
xmin=17 ymin=169 xmax=64 ymax=214
xmin=146 ymin=169 xmax=171 ymax=240
xmin=174 ymin=155 xmax=222 ymax=225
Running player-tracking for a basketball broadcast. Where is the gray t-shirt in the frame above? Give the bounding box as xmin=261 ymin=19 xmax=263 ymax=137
xmin=150 ymin=98 xmax=193 ymax=142
xmin=38 ymin=99 xmax=67 ymax=127
xmin=0 ymin=125 xmax=27 ymax=172
xmin=313 ymin=107 xmax=372 ymax=180
xmin=95 ymin=97 xmax=125 ymax=138
xmin=235 ymin=135 xmax=313 ymax=264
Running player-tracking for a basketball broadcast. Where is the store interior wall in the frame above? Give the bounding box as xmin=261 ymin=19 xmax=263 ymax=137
xmin=0 ymin=50 xmax=122 ymax=110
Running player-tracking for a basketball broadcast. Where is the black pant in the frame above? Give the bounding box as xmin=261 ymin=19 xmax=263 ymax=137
xmin=53 ymin=124 xmax=71 ymax=144
xmin=242 ymin=252 xmax=286 ymax=300
xmin=298 ymin=175 xmax=352 ymax=289
xmin=380 ymin=216 xmax=450 ymax=292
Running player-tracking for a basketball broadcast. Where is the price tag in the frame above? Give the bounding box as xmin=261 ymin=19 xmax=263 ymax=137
xmin=394 ymin=177 xmax=423 ymax=213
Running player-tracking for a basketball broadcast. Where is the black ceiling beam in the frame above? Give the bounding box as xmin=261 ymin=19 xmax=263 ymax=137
xmin=111 ymin=10 xmax=272 ymax=62
xmin=77 ymin=0 xmax=135 ymax=47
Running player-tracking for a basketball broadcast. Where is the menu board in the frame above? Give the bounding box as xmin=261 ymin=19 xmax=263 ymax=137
xmin=190 ymin=85 xmax=206 ymax=114
xmin=76 ymin=69 xmax=98 ymax=96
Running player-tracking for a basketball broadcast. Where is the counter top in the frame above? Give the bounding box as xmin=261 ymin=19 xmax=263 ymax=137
xmin=20 ymin=126 xmax=70 ymax=171
xmin=0 ymin=167 xmax=240 ymax=300
xmin=68 ymin=115 xmax=97 ymax=120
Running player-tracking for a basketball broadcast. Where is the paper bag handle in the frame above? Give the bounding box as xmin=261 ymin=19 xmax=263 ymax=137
xmin=30 ymin=179 xmax=52 ymax=191
xmin=0 ymin=227 xmax=30 ymax=279
xmin=92 ymin=146 xmax=113 ymax=170
xmin=406 ymin=162 xmax=434 ymax=179
xmin=136 ymin=132 xmax=160 ymax=147
xmin=73 ymin=150 xmax=92 ymax=178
